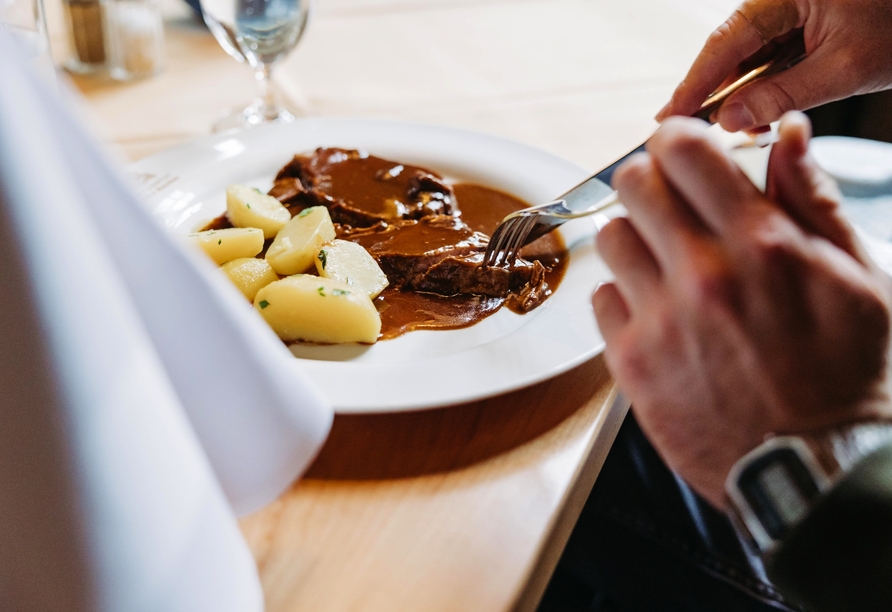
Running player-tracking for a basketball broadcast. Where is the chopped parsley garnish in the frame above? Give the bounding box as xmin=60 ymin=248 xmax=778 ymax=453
xmin=298 ymin=207 xmax=315 ymax=218
xmin=258 ymin=300 xmax=270 ymax=309
xmin=318 ymin=249 xmax=327 ymax=269
xmin=246 ymin=203 xmax=251 ymax=209
xmin=317 ymin=287 xmax=326 ymax=297
xmin=217 ymin=239 xmax=222 ymax=245
xmin=253 ymin=187 xmax=263 ymax=194
xmin=332 ymin=289 xmax=349 ymax=296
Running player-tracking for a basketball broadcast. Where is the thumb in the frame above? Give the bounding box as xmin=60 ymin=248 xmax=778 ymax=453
xmin=716 ymin=46 xmax=858 ymax=132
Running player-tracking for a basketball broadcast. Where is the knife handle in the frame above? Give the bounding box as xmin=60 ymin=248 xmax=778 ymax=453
xmin=692 ymin=34 xmax=807 ymax=122
xmin=589 ymin=35 xmax=808 ymax=189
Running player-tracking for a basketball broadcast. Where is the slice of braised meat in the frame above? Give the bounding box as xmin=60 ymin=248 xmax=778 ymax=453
xmin=271 ymin=148 xmax=456 ymax=227
xmin=339 ymin=214 xmax=545 ymax=304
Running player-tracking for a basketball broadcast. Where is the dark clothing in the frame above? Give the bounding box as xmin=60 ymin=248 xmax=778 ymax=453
xmin=538 ymin=414 xmax=806 ymax=612
xmin=539 ymin=413 xmax=892 ymax=611
xmin=768 ymin=445 xmax=892 ymax=612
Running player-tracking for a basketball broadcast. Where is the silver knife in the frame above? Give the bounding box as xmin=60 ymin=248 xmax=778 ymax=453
xmin=527 ymin=35 xmax=807 ymax=244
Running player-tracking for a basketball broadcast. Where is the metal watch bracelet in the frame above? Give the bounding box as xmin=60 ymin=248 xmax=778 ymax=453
xmin=725 ymin=421 xmax=892 ymax=555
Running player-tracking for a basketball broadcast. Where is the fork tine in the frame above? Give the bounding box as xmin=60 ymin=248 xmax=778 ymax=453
xmin=490 ymin=215 xmax=522 ymax=266
xmin=496 ymin=216 xmax=526 ymax=266
xmin=483 ymin=212 xmax=538 ymax=267
xmin=506 ymin=215 xmax=537 ymax=265
xmin=494 ymin=219 xmax=520 ymax=266
xmin=484 ymin=221 xmax=510 ymax=266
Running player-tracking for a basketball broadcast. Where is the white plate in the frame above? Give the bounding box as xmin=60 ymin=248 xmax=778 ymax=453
xmin=130 ymin=119 xmax=611 ymax=413
xmin=811 ymin=136 xmax=892 ymax=188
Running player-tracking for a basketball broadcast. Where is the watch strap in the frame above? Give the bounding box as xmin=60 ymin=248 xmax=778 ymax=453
xmin=725 ymin=421 xmax=892 ymax=554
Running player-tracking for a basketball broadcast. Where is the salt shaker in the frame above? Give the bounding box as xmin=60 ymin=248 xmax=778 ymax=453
xmin=102 ymin=0 xmax=165 ymax=80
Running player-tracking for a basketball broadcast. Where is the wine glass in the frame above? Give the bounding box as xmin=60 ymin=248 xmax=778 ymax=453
xmin=200 ymin=0 xmax=311 ymax=131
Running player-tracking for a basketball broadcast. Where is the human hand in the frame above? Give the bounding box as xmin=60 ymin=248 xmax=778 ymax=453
xmin=592 ymin=113 xmax=892 ymax=508
xmin=656 ymin=0 xmax=892 ymax=132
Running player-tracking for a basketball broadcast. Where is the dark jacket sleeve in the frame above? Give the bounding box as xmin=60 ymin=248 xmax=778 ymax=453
xmin=766 ymin=445 xmax=892 ymax=612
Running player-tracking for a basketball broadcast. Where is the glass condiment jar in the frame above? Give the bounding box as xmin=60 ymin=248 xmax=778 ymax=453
xmin=62 ymin=0 xmax=106 ymax=73
xmin=102 ymin=0 xmax=165 ymax=80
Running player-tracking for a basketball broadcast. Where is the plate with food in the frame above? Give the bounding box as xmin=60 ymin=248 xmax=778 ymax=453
xmin=130 ymin=119 xmax=612 ymax=412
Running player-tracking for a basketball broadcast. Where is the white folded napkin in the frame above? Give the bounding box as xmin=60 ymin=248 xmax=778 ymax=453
xmin=0 ymin=29 xmax=331 ymax=612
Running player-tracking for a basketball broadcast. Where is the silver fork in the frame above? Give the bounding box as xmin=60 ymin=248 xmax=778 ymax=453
xmin=481 ymin=36 xmax=806 ymax=268
xmin=483 ymin=192 xmax=619 ymax=266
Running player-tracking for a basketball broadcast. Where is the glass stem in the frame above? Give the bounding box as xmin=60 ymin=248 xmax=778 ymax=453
xmin=253 ymin=64 xmax=278 ymax=121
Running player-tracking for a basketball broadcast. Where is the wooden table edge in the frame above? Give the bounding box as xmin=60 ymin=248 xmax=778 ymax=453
xmin=511 ymin=388 xmax=630 ymax=612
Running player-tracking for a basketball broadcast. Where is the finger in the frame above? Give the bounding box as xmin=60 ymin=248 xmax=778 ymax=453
xmin=715 ymin=47 xmax=864 ymax=132
xmin=737 ymin=0 xmax=801 ymax=44
xmin=612 ymin=151 xmax=711 ymax=271
xmin=646 ymin=117 xmax=769 ymax=235
xmin=591 ymin=282 xmax=628 ymax=345
xmin=656 ymin=10 xmax=765 ymax=120
xmin=657 ymin=0 xmax=804 ymax=121
xmin=767 ymin=111 xmax=871 ymax=261
xmin=597 ymin=217 xmax=662 ymax=309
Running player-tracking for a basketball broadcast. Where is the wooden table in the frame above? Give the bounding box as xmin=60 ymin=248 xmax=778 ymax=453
xmin=56 ymin=0 xmax=738 ymax=609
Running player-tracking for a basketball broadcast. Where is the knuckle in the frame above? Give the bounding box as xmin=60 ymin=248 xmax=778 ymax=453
xmin=746 ymin=216 xmax=799 ymax=267
xmin=753 ymin=80 xmax=797 ymax=121
xmin=608 ymin=337 xmax=652 ymax=386
xmin=681 ymin=254 xmax=739 ymax=308
xmin=703 ymin=21 xmax=735 ymax=56
xmin=653 ymin=307 xmax=682 ymax=345
xmin=836 ymin=49 xmax=867 ymax=86
xmin=692 ymin=269 xmax=737 ymax=308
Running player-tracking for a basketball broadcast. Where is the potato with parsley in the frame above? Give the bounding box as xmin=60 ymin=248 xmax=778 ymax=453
xmin=221 ymin=257 xmax=279 ymax=301
xmin=186 ymin=227 xmax=264 ymax=265
xmin=315 ymin=239 xmax=389 ymax=298
xmin=265 ymin=206 xmax=336 ymax=275
xmin=254 ymin=275 xmax=381 ymax=344
xmin=226 ymin=184 xmax=291 ymax=238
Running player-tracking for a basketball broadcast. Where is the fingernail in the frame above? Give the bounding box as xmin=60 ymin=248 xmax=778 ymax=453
xmin=722 ymin=103 xmax=755 ymax=132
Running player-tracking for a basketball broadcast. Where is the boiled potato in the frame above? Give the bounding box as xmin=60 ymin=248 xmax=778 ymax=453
xmin=253 ymin=275 xmax=380 ymax=344
xmin=315 ymin=239 xmax=389 ymax=298
xmin=221 ymin=257 xmax=279 ymax=301
xmin=186 ymin=227 xmax=264 ymax=265
xmin=265 ymin=206 xmax=336 ymax=275
xmin=226 ymin=184 xmax=291 ymax=238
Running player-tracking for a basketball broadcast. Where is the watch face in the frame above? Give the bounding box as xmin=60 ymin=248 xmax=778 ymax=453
xmin=737 ymin=447 xmax=822 ymax=539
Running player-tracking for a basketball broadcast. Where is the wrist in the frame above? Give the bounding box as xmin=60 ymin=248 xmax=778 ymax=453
xmin=724 ymin=419 xmax=892 ymax=555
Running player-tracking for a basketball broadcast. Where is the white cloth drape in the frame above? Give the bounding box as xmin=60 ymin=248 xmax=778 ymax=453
xmin=0 ymin=29 xmax=331 ymax=612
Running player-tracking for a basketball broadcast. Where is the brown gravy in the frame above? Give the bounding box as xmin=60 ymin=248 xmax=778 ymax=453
xmin=372 ymin=184 xmax=568 ymax=339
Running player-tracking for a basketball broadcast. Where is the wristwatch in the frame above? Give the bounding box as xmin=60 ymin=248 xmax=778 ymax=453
xmin=724 ymin=421 xmax=892 ymax=555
